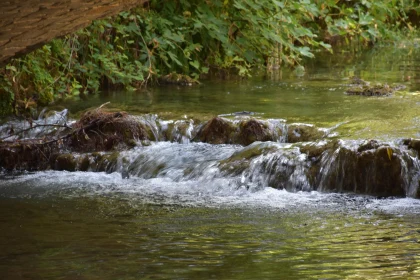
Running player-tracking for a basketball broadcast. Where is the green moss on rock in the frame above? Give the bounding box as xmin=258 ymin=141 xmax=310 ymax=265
xmin=287 ymin=124 xmax=325 ymax=143
xmin=55 ymin=154 xmax=77 ymax=171
xmin=196 ymin=117 xmax=236 ymax=144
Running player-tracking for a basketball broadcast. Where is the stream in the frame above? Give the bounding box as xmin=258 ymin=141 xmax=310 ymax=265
xmin=2 ymin=47 xmax=420 ymax=279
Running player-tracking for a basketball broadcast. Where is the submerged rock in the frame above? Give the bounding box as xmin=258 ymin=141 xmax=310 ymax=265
xmin=345 ymin=83 xmax=406 ymax=96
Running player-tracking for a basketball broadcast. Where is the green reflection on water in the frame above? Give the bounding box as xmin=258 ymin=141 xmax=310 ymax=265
xmin=1 ymin=196 xmax=419 ymax=279
xmin=57 ymin=47 xmax=420 ymax=140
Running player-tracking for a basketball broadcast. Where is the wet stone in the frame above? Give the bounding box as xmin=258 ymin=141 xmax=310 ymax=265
xmin=237 ymin=119 xmax=277 ymax=146
xmin=406 ymin=139 xmax=420 ymax=155
xmin=54 ymin=154 xmax=77 ymax=171
xmin=196 ymin=117 xmax=236 ymax=144
xmin=345 ymin=83 xmax=406 ymax=96
xmin=287 ymin=123 xmax=325 ymax=143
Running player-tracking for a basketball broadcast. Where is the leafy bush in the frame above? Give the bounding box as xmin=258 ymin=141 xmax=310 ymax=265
xmin=0 ymin=0 xmax=418 ymax=116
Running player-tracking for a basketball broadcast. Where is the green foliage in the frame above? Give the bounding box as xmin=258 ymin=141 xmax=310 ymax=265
xmin=0 ymin=0 xmax=419 ymax=116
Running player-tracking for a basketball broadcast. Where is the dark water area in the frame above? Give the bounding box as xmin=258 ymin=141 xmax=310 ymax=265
xmin=2 ymin=46 xmax=420 ymax=279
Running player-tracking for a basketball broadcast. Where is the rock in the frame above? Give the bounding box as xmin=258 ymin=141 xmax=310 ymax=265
xmin=345 ymin=83 xmax=406 ymax=96
xmin=196 ymin=117 xmax=236 ymax=144
xmin=317 ymin=142 xmax=414 ymax=197
xmin=121 ymin=167 xmax=130 ymax=179
xmin=55 ymin=154 xmax=77 ymax=171
xmin=406 ymin=138 xmax=420 ymax=155
xmin=287 ymin=123 xmax=325 ymax=143
xmin=237 ymin=119 xmax=277 ymax=146
xmin=357 ymin=139 xmax=380 ymax=153
xmin=348 ymin=76 xmax=369 ymax=86
xmin=219 ymin=142 xmax=279 ymax=176
xmin=78 ymin=155 xmax=90 ymax=171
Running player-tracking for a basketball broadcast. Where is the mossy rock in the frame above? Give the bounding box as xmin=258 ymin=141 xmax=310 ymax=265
xmin=345 ymin=83 xmax=406 ymax=96
xmin=168 ymin=120 xmax=194 ymax=143
xmin=78 ymin=155 xmax=91 ymax=171
xmin=219 ymin=142 xmax=278 ymax=175
xmin=237 ymin=119 xmax=277 ymax=146
xmin=90 ymin=152 xmax=120 ymax=173
xmin=318 ymin=143 xmax=407 ymax=197
xmin=196 ymin=117 xmax=236 ymax=144
xmin=55 ymin=154 xmax=77 ymax=171
xmin=348 ymin=76 xmax=369 ymax=86
xmin=287 ymin=123 xmax=325 ymax=143
xmin=298 ymin=140 xmax=338 ymax=159
xmin=405 ymin=138 xmax=420 ymax=156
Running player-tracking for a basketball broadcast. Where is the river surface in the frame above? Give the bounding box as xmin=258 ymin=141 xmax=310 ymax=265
xmin=2 ymin=47 xmax=420 ymax=279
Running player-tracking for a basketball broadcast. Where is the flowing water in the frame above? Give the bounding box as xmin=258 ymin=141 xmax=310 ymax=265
xmin=2 ymin=47 xmax=420 ymax=279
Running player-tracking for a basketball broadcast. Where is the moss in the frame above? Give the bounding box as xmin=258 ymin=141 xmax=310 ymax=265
xmin=196 ymin=117 xmax=236 ymax=144
xmin=55 ymin=154 xmax=77 ymax=171
xmin=345 ymin=83 xmax=406 ymax=96
xmin=287 ymin=124 xmax=325 ymax=143
xmin=96 ymin=152 xmax=120 ymax=173
xmin=407 ymin=139 xmax=420 ymax=156
xmin=78 ymin=155 xmax=90 ymax=171
xmin=237 ymin=119 xmax=275 ymax=146
xmin=219 ymin=142 xmax=278 ymax=175
xmin=298 ymin=140 xmax=338 ymax=158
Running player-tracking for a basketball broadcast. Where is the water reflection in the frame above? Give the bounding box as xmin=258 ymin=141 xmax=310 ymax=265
xmin=53 ymin=47 xmax=420 ymax=141
xmin=0 ymin=193 xmax=420 ymax=279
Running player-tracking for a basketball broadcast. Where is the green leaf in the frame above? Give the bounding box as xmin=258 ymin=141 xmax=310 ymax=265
xmin=189 ymin=60 xmax=200 ymax=69
xmin=167 ymin=51 xmax=183 ymax=66
xmin=298 ymin=47 xmax=314 ymax=58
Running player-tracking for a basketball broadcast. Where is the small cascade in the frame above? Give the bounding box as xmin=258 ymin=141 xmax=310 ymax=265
xmin=111 ymin=139 xmax=420 ymax=198
xmin=1 ymin=110 xmax=420 ymax=198
xmin=0 ymin=109 xmax=70 ymax=141
xmin=316 ymin=140 xmax=420 ymax=197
